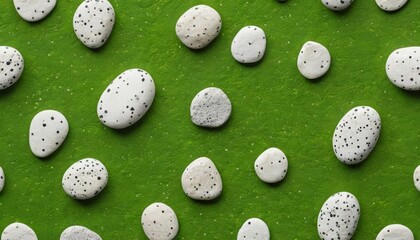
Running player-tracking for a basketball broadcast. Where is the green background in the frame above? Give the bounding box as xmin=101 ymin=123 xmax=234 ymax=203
xmin=0 ymin=0 xmax=419 ymax=239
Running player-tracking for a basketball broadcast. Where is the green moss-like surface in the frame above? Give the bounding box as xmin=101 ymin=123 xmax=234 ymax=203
xmin=0 ymin=0 xmax=419 ymax=239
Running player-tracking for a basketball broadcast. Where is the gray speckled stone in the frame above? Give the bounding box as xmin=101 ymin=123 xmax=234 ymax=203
xmin=13 ymin=0 xmax=56 ymax=22
xmin=0 ymin=46 xmax=24 ymax=90
xmin=60 ymin=226 xmax=101 ymax=240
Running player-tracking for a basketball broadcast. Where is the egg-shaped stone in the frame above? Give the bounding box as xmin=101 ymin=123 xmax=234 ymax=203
xmin=13 ymin=0 xmax=56 ymax=22
xmin=231 ymin=26 xmax=266 ymax=63
xmin=237 ymin=218 xmax=270 ymax=240
xmin=1 ymin=222 xmax=38 ymax=240
xmin=60 ymin=226 xmax=102 ymax=240
xmin=0 ymin=46 xmax=24 ymax=90
xmin=141 ymin=202 xmax=179 ymax=240
xmin=254 ymin=147 xmax=288 ymax=183
xmin=297 ymin=41 xmax=331 ymax=79
xmin=375 ymin=224 xmax=414 ymax=240
xmin=386 ymin=47 xmax=420 ymax=90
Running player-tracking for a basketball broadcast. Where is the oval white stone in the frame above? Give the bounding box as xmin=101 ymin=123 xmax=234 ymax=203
xmin=141 ymin=202 xmax=179 ymax=240
xmin=62 ymin=158 xmax=108 ymax=200
xmin=375 ymin=224 xmax=414 ymax=240
xmin=1 ymin=222 xmax=38 ymax=240
xmin=386 ymin=47 xmax=420 ymax=90
xmin=237 ymin=218 xmax=270 ymax=240
xmin=231 ymin=26 xmax=266 ymax=63
xmin=175 ymin=5 xmax=222 ymax=49
xmin=321 ymin=0 xmax=353 ymax=11
xmin=181 ymin=157 xmax=223 ymax=200
xmin=297 ymin=41 xmax=331 ymax=79
xmin=29 ymin=110 xmax=69 ymax=158
xmin=414 ymin=165 xmax=420 ymax=192
xmin=375 ymin=0 xmax=408 ymax=11
xmin=60 ymin=226 xmax=102 ymax=240
xmin=333 ymin=106 xmax=381 ymax=165
xmin=73 ymin=0 xmax=115 ymax=49
xmin=318 ymin=192 xmax=360 ymax=240
xmin=97 ymin=69 xmax=155 ymax=129
xmin=190 ymin=87 xmax=231 ymax=128
xmin=13 ymin=0 xmax=56 ymax=22
xmin=0 ymin=46 xmax=24 ymax=90
xmin=0 ymin=167 xmax=4 ymax=193
xmin=254 ymin=147 xmax=288 ymax=183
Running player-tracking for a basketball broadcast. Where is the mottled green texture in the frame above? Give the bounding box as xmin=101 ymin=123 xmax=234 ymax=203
xmin=0 ymin=0 xmax=419 ymax=239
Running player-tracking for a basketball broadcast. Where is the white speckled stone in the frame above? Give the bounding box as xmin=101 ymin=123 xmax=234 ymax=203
xmin=333 ymin=106 xmax=381 ymax=165
xmin=62 ymin=158 xmax=108 ymax=200
xmin=190 ymin=87 xmax=231 ymax=128
xmin=321 ymin=0 xmax=353 ymax=10
xmin=254 ymin=147 xmax=288 ymax=183
xmin=97 ymin=69 xmax=155 ymax=129
xmin=1 ymin=223 xmax=37 ymax=240
xmin=73 ymin=0 xmax=115 ymax=49
xmin=29 ymin=110 xmax=69 ymax=158
xmin=376 ymin=224 xmax=414 ymax=240
xmin=414 ymin=165 xmax=420 ymax=192
xmin=231 ymin=26 xmax=266 ymax=63
xmin=60 ymin=226 xmax=101 ymax=240
xmin=318 ymin=192 xmax=360 ymax=240
xmin=375 ymin=0 xmax=408 ymax=11
xmin=237 ymin=218 xmax=270 ymax=240
xmin=13 ymin=0 xmax=56 ymax=22
xmin=141 ymin=202 xmax=179 ymax=240
xmin=0 ymin=46 xmax=24 ymax=90
xmin=176 ymin=5 xmax=221 ymax=49
xmin=386 ymin=47 xmax=420 ymax=90
xmin=181 ymin=157 xmax=222 ymax=200
xmin=297 ymin=41 xmax=331 ymax=79
xmin=0 ymin=167 xmax=4 ymax=193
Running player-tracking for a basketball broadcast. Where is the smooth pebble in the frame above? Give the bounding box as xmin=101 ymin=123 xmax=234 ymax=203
xmin=190 ymin=87 xmax=231 ymax=128
xmin=29 ymin=110 xmax=69 ymax=158
xmin=13 ymin=0 xmax=56 ymax=22
xmin=254 ymin=147 xmax=288 ymax=184
xmin=1 ymin=223 xmax=37 ymax=240
xmin=297 ymin=41 xmax=331 ymax=79
xmin=376 ymin=224 xmax=414 ymax=240
xmin=231 ymin=26 xmax=266 ymax=63
xmin=237 ymin=218 xmax=270 ymax=240
xmin=333 ymin=106 xmax=381 ymax=165
xmin=176 ymin=5 xmax=222 ymax=49
xmin=62 ymin=158 xmax=108 ymax=200
xmin=73 ymin=0 xmax=115 ymax=48
xmin=60 ymin=226 xmax=101 ymax=240
xmin=97 ymin=69 xmax=155 ymax=129
xmin=0 ymin=46 xmax=24 ymax=90
xmin=375 ymin=0 xmax=408 ymax=11
xmin=318 ymin=192 xmax=360 ymax=240
xmin=141 ymin=202 xmax=179 ymax=240
xmin=321 ymin=0 xmax=353 ymax=10
xmin=181 ymin=157 xmax=223 ymax=200
xmin=414 ymin=165 xmax=420 ymax=192
xmin=386 ymin=46 xmax=420 ymax=90
xmin=0 ymin=167 xmax=4 ymax=192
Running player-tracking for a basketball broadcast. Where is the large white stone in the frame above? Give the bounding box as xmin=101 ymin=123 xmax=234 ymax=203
xmin=1 ymin=223 xmax=37 ymax=240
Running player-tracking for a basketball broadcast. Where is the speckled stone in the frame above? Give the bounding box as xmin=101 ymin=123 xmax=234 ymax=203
xmin=97 ymin=69 xmax=155 ymax=129
xmin=414 ymin=165 xmax=420 ymax=192
xmin=321 ymin=0 xmax=353 ymax=11
xmin=254 ymin=147 xmax=288 ymax=183
xmin=332 ymin=106 xmax=381 ymax=165
xmin=62 ymin=158 xmax=108 ymax=200
xmin=73 ymin=0 xmax=115 ymax=48
xmin=190 ymin=87 xmax=231 ymax=128
xmin=0 ymin=167 xmax=4 ymax=193
xmin=141 ymin=202 xmax=179 ymax=240
xmin=13 ymin=0 xmax=56 ymax=22
xmin=29 ymin=110 xmax=69 ymax=158
xmin=318 ymin=192 xmax=360 ymax=240
xmin=231 ymin=26 xmax=266 ymax=63
xmin=237 ymin=218 xmax=270 ymax=240
xmin=1 ymin=223 xmax=38 ymax=240
xmin=297 ymin=41 xmax=331 ymax=79
xmin=386 ymin=47 xmax=420 ymax=90
xmin=375 ymin=0 xmax=408 ymax=11
xmin=181 ymin=157 xmax=223 ymax=200
xmin=176 ymin=5 xmax=222 ymax=49
xmin=376 ymin=224 xmax=414 ymax=240
xmin=0 ymin=46 xmax=24 ymax=90
xmin=60 ymin=226 xmax=102 ymax=240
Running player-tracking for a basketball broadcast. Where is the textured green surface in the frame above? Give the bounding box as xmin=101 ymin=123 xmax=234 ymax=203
xmin=0 ymin=0 xmax=419 ymax=239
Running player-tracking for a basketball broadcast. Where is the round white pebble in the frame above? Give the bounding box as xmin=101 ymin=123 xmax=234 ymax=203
xmin=375 ymin=0 xmax=408 ymax=11
xmin=237 ymin=218 xmax=270 ymax=240
xmin=1 ymin=222 xmax=37 ymax=240
xmin=0 ymin=46 xmax=24 ymax=90
xmin=297 ymin=41 xmax=331 ymax=79
xmin=13 ymin=0 xmax=56 ymax=22
xmin=0 ymin=167 xmax=4 ymax=193
xmin=62 ymin=158 xmax=108 ymax=200
xmin=321 ymin=0 xmax=353 ymax=11
xmin=375 ymin=224 xmax=414 ymax=240
xmin=386 ymin=46 xmax=420 ymax=91
xmin=414 ymin=165 xmax=420 ymax=192
xmin=254 ymin=147 xmax=288 ymax=183
xmin=60 ymin=226 xmax=102 ymax=240
xmin=141 ymin=202 xmax=179 ymax=240
xmin=175 ymin=5 xmax=222 ymax=49
xmin=231 ymin=26 xmax=266 ymax=63
xmin=190 ymin=87 xmax=231 ymax=128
